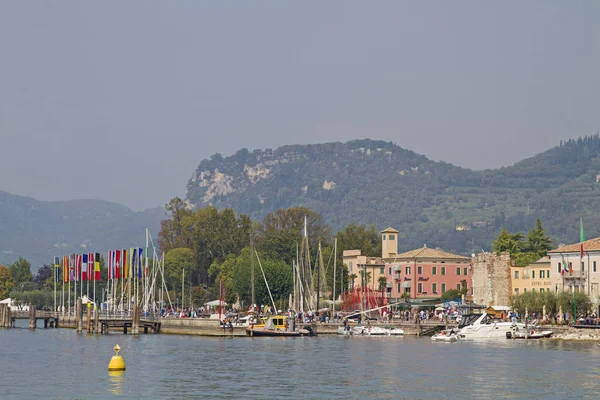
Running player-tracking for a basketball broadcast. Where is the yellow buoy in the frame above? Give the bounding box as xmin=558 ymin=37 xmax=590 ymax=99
xmin=108 ymin=344 xmax=126 ymax=371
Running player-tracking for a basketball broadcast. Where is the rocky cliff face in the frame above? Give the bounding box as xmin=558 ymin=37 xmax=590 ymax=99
xmin=185 ymin=136 xmax=600 ymax=256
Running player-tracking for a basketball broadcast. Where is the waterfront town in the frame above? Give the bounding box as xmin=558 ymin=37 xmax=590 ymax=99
xmin=343 ymin=226 xmax=599 ymax=315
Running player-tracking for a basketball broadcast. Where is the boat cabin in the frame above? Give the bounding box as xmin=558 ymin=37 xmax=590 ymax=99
xmin=253 ymin=315 xmax=288 ymax=329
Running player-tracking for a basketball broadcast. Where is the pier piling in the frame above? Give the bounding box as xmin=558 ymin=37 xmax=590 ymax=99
xmin=76 ymin=298 xmax=82 ymax=333
xmin=29 ymin=305 xmax=36 ymax=330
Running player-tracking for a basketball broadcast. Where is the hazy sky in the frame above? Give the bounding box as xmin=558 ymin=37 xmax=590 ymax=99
xmin=1 ymin=2 xmax=599 ymax=211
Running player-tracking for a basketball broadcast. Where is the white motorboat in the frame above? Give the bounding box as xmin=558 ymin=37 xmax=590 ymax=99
xmin=386 ymin=327 xmax=405 ymax=336
xmin=337 ymin=326 xmax=352 ymax=336
xmin=431 ymin=330 xmax=459 ymax=342
xmin=458 ymin=313 xmax=527 ymax=339
xmin=506 ymin=328 xmax=553 ymax=339
xmin=352 ymin=325 xmax=389 ymax=336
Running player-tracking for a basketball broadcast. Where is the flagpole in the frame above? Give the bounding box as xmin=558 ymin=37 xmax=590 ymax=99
xmin=145 ymin=228 xmax=149 ymax=313
xmin=53 ymin=259 xmax=57 ymax=314
xmin=73 ymin=256 xmax=77 ymax=316
xmin=87 ymin=255 xmax=90 ymax=300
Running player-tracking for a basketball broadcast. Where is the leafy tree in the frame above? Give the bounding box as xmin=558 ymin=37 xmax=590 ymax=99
xmin=492 ymin=228 xmax=524 ymax=255
xmin=158 ymin=197 xmax=194 ymax=253
xmin=440 ymin=289 xmax=462 ymax=302
xmin=336 ymin=223 xmax=381 ymax=259
xmin=9 ymin=257 xmax=32 ymax=286
xmin=460 ymin=279 xmax=468 ymax=295
xmin=33 ymin=264 xmax=53 ymax=289
xmin=525 ymin=217 xmax=553 ymax=257
xmin=164 ymin=248 xmax=195 ymax=295
xmin=0 ymin=266 xmax=13 ymax=299
xmin=262 ymin=207 xmax=331 ymax=249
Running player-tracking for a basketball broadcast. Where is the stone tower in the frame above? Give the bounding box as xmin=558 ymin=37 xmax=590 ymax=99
xmin=472 ymin=252 xmax=511 ymax=306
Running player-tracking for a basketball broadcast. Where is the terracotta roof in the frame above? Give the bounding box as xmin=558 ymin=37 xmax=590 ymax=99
xmin=390 ymin=246 xmax=470 ymax=261
xmin=381 ymin=227 xmax=399 ymax=233
xmin=548 ymin=237 xmax=600 ymax=254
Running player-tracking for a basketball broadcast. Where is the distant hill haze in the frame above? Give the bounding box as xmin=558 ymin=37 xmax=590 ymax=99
xmin=186 ymin=136 xmax=600 ymax=255
xmin=4 ymin=136 xmax=600 ymax=268
xmin=0 ymin=190 xmax=163 ymax=268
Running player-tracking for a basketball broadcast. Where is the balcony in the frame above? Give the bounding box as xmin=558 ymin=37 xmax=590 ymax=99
xmin=393 ymin=265 xmax=401 ymax=271
xmin=393 ymin=273 xmax=401 ymax=280
xmin=563 ymin=270 xmax=586 ymax=278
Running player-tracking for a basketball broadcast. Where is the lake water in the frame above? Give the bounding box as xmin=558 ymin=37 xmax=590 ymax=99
xmin=1 ymin=319 xmax=600 ymax=399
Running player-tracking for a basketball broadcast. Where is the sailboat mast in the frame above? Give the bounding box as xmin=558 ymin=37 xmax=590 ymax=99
xmin=251 ymin=234 xmax=255 ymax=309
xmin=317 ymin=242 xmax=321 ymax=313
xmin=332 ymin=237 xmax=337 ymax=314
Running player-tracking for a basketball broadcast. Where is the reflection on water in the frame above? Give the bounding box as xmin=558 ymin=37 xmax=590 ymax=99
xmin=108 ymin=370 xmax=125 ymax=395
xmin=1 ymin=320 xmax=600 ymax=399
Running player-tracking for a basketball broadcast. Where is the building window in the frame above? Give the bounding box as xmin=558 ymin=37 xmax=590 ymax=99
xmin=464 ymin=267 xmax=468 ymax=276
xmin=432 ymin=283 xmax=437 ymax=294
xmin=397 ymin=283 xmax=401 ymax=292
xmin=380 ymin=267 xmax=384 ymax=274
xmin=388 ymin=234 xmax=395 ymax=240
xmin=532 ymin=270 xmax=535 ymax=279
xmin=456 ymin=267 xmax=461 ymax=276
xmin=432 ymin=266 xmax=437 ymax=275
xmin=582 ymin=262 xmax=585 ymax=272
xmin=594 ymin=261 xmax=597 ymax=273
xmin=382 ymin=235 xmax=386 ymax=240
xmin=547 ymin=270 xmax=550 ymax=278
xmin=456 ymin=284 xmax=461 ymax=290
xmin=349 ymin=262 xmax=353 ymax=273
xmin=532 ymin=288 xmax=536 ymax=292
xmin=523 ymin=288 xmax=527 ymax=293
xmin=540 ymin=270 xmax=545 ymax=279
xmin=441 ymin=267 xmax=446 ymax=276
xmin=569 ymin=262 xmax=572 ymax=270
xmin=514 ymin=270 xmax=519 ymax=279
xmin=404 ymin=287 xmax=410 ymax=294
xmin=418 ymin=283 xmax=422 ymax=294
xmin=389 ymin=267 xmax=392 ymax=275
xmin=441 ymin=283 xmax=446 ymax=293
xmin=515 ymin=288 xmax=519 ymax=295
xmin=558 ymin=263 xmax=561 ymax=273
xmin=406 ymin=266 xmax=411 ymax=274
xmin=418 ymin=266 xmax=422 ymax=274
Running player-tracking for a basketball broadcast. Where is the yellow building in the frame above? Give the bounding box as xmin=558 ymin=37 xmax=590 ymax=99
xmin=510 ymin=256 xmax=552 ymax=296
xmin=342 ymin=249 xmax=385 ymax=290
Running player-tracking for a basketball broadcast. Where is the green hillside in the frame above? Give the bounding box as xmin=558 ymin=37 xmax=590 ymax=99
xmin=0 ymin=191 xmax=163 ymax=268
xmin=186 ymin=136 xmax=600 ymax=255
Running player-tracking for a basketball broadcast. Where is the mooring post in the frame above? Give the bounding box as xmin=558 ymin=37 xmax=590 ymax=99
xmin=132 ymin=305 xmax=139 ymax=335
xmin=86 ymin=303 xmax=91 ymax=333
xmin=94 ymin=305 xmax=99 ymax=334
xmin=76 ymin=298 xmax=82 ymax=333
xmin=0 ymin=304 xmax=5 ymax=328
xmin=29 ymin=304 xmax=36 ymax=330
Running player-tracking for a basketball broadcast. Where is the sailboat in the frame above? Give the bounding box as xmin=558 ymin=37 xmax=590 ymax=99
xmin=246 ymin=224 xmax=316 ymax=338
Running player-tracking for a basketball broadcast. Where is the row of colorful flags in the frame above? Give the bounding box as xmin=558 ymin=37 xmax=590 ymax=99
xmin=54 ymin=249 xmax=147 ymax=283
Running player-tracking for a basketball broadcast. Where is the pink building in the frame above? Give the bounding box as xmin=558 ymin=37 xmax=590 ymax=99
xmin=384 ymin=245 xmax=472 ymax=300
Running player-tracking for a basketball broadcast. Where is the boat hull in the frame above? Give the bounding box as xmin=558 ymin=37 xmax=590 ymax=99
xmin=246 ymin=328 xmax=301 ymax=337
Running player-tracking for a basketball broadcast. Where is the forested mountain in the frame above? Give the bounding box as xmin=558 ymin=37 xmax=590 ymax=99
xmin=0 ymin=190 xmax=163 ymax=268
xmin=187 ymin=136 xmax=600 ymax=256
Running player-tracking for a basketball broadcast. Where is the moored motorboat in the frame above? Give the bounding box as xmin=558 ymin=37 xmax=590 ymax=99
xmin=352 ymin=325 xmax=389 ymax=336
xmin=386 ymin=327 xmax=405 ymax=336
xmin=506 ymin=329 xmax=553 ymax=339
xmin=431 ymin=330 xmax=459 ymax=342
xmin=458 ymin=313 xmax=527 ymax=339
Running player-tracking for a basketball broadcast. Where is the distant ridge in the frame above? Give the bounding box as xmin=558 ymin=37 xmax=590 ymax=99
xmin=0 ymin=190 xmax=163 ymax=268
xmin=186 ymin=136 xmax=600 ymax=255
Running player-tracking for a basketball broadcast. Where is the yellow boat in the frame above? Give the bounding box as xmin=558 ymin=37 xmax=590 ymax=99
xmin=252 ymin=315 xmax=288 ymax=330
